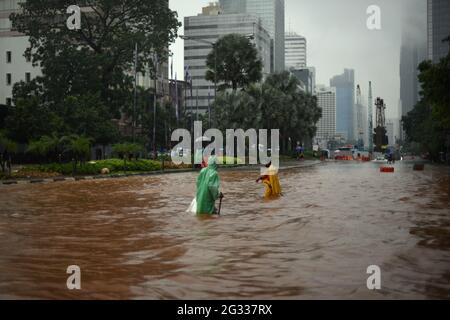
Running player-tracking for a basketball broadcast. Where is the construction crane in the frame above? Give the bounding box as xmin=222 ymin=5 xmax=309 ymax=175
xmin=373 ymin=97 xmax=388 ymax=153
xmin=356 ymin=85 xmax=364 ymax=149
xmin=368 ymin=82 xmax=373 ymax=153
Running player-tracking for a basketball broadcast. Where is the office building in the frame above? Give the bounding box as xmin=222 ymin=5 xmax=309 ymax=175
xmin=220 ymin=0 xmax=285 ymax=72
xmin=400 ymin=0 xmax=427 ymax=122
xmin=184 ymin=4 xmax=271 ymax=113
xmin=0 ymin=0 xmax=41 ymax=106
xmin=314 ymin=85 xmax=336 ymax=149
xmin=386 ymin=120 xmax=396 ymax=146
xmin=285 ymin=32 xmax=306 ymax=69
xmin=427 ymin=0 xmax=450 ymax=63
xmin=291 ymin=67 xmax=315 ymax=95
xmin=330 ymin=69 xmax=355 ymax=142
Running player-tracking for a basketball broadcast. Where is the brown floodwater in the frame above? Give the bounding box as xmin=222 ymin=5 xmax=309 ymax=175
xmin=0 ymin=162 xmax=449 ymax=299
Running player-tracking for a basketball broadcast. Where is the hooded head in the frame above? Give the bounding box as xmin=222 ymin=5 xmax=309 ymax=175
xmin=208 ymin=156 xmax=218 ymax=171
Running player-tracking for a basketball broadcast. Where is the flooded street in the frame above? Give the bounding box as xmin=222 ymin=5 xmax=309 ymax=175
xmin=0 ymin=162 xmax=449 ymax=299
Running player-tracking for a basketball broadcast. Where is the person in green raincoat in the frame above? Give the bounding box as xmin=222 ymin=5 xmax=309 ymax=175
xmin=196 ymin=156 xmax=223 ymax=215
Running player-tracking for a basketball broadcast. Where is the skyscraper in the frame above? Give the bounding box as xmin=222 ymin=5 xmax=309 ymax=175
xmin=314 ymin=85 xmax=336 ymax=149
xmin=330 ymin=69 xmax=355 ymax=142
xmin=219 ymin=0 xmax=285 ymax=72
xmin=184 ymin=4 xmax=271 ymax=113
xmin=291 ymin=67 xmax=315 ymax=95
xmin=427 ymin=0 xmax=450 ymax=63
xmin=400 ymin=0 xmax=427 ymax=122
xmin=385 ymin=120 xmax=395 ymax=146
xmin=285 ymin=32 xmax=306 ymax=69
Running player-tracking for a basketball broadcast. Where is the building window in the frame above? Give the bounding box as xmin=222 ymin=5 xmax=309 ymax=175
xmin=6 ymin=98 xmax=12 ymax=106
xmin=6 ymin=73 xmax=12 ymax=86
xmin=6 ymin=51 xmax=11 ymax=63
xmin=25 ymin=72 xmax=31 ymax=83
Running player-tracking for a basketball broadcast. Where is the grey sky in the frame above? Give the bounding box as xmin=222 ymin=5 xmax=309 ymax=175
xmin=169 ymin=0 xmax=426 ymax=119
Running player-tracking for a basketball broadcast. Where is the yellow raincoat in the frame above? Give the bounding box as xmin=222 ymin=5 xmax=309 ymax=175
xmin=261 ymin=165 xmax=281 ymax=198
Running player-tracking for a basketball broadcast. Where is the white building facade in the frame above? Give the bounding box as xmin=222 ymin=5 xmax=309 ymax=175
xmin=314 ymin=85 xmax=336 ymax=149
xmin=285 ymin=32 xmax=306 ymax=69
xmin=0 ymin=0 xmax=41 ymax=106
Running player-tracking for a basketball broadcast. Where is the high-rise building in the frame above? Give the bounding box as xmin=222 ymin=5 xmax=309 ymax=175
xmin=219 ymin=0 xmax=285 ymax=72
xmin=285 ymin=32 xmax=306 ymax=69
xmin=355 ymin=85 xmax=367 ymax=149
xmin=314 ymin=85 xmax=336 ymax=149
xmin=427 ymin=0 xmax=450 ymax=63
xmin=400 ymin=0 xmax=427 ymax=122
xmin=330 ymin=69 xmax=355 ymax=142
xmin=0 ymin=0 xmax=41 ymax=106
xmin=219 ymin=0 xmax=246 ymax=13
xmin=385 ymin=120 xmax=396 ymax=146
xmin=291 ymin=67 xmax=315 ymax=95
xmin=184 ymin=4 xmax=271 ymax=113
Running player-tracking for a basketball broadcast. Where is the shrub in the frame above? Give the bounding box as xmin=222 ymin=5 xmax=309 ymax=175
xmin=23 ymin=159 xmax=162 ymax=175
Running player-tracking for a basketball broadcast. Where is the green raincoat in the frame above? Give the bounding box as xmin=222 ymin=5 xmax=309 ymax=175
xmin=196 ymin=157 xmax=220 ymax=215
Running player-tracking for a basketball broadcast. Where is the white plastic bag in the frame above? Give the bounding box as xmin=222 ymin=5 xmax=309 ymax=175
xmin=186 ymin=198 xmax=197 ymax=214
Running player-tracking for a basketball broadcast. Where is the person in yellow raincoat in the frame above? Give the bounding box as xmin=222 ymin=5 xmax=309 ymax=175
xmin=256 ymin=162 xmax=282 ymax=198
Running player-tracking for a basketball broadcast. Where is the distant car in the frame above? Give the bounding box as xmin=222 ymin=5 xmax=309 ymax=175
xmin=372 ymin=156 xmax=388 ymax=163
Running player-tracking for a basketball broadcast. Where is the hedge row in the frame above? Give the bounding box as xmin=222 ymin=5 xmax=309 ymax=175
xmin=27 ymin=159 xmax=162 ymax=175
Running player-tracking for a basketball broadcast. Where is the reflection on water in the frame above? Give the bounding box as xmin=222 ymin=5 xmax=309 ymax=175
xmin=0 ymin=162 xmax=449 ymax=299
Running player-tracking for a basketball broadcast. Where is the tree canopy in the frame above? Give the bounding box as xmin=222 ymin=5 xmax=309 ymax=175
xmin=11 ymin=0 xmax=180 ymax=112
xmin=402 ymin=36 xmax=450 ymax=161
xmin=205 ymin=34 xmax=263 ymax=91
xmin=213 ymin=71 xmax=321 ymax=153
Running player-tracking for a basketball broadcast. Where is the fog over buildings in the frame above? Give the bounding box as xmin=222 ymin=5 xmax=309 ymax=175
xmin=170 ymin=0 xmax=430 ymax=120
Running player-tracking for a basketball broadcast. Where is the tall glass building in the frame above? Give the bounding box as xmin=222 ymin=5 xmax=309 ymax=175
xmin=400 ymin=0 xmax=427 ymax=120
xmin=184 ymin=4 xmax=271 ymax=113
xmin=427 ymin=0 xmax=450 ymax=63
xmin=219 ymin=0 xmax=285 ymax=73
xmin=285 ymin=32 xmax=306 ymax=69
xmin=330 ymin=69 xmax=355 ymax=142
xmin=314 ymin=86 xmax=336 ymax=149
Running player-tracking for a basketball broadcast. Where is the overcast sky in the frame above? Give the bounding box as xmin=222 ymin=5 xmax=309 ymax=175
xmin=169 ymin=0 xmax=426 ymax=119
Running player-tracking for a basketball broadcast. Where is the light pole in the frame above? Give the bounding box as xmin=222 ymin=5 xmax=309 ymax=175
xmin=132 ymin=43 xmax=138 ymax=143
xmin=152 ymin=52 xmax=159 ymax=160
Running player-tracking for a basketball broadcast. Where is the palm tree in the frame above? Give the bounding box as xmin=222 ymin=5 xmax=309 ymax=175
xmin=206 ymin=34 xmax=263 ymax=91
xmin=60 ymin=135 xmax=92 ymax=173
xmin=112 ymin=143 xmax=144 ymax=166
xmin=27 ymin=134 xmax=60 ymax=163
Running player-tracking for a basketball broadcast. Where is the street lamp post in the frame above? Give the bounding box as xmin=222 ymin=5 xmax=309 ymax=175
xmin=132 ymin=43 xmax=138 ymax=143
xmin=152 ymin=52 xmax=158 ymax=160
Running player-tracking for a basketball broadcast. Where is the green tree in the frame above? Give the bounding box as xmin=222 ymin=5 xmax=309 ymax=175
xmin=402 ymin=36 xmax=450 ymax=162
xmin=5 ymin=96 xmax=62 ymax=144
xmin=60 ymin=135 xmax=92 ymax=172
xmin=27 ymin=135 xmax=60 ymax=163
xmin=59 ymin=94 xmax=119 ymax=145
xmin=211 ymin=89 xmax=260 ymax=131
xmin=112 ymin=143 xmax=144 ymax=165
xmin=206 ymin=34 xmax=263 ymax=91
xmin=11 ymin=1 xmax=180 ymax=113
xmin=212 ymin=72 xmax=321 ymax=154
